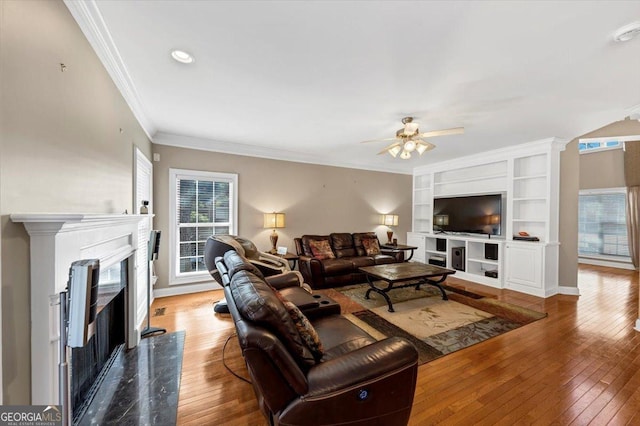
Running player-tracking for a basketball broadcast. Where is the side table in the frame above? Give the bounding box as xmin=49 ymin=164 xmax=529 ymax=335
xmin=380 ymin=243 xmax=418 ymax=262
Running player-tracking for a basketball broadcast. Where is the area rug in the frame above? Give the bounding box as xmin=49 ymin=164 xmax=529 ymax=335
xmin=338 ymin=284 xmax=546 ymax=365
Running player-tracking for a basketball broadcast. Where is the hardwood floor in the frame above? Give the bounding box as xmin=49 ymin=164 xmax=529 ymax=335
xmin=150 ymin=265 xmax=640 ymax=425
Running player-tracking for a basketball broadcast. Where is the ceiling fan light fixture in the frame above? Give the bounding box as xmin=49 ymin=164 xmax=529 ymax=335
xmin=404 ymin=122 xmax=419 ymax=135
xmin=404 ymin=140 xmax=416 ymax=152
xmin=399 ymin=150 xmax=411 ymax=160
xmin=416 ymin=142 xmax=429 ymax=155
xmin=388 ymin=145 xmax=402 ymax=157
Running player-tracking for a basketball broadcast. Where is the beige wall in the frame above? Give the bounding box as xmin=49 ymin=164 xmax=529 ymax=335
xmin=0 ymin=0 xmax=152 ymax=403
xmin=580 ymin=148 xmax=625 ymax=190
xmin=559 ymin=140 xmax=580 ymax=288
xmin=152 ymin=144 xmax=412 ymax=289
xmin=558 ymin=118 xmax=640 ymax=290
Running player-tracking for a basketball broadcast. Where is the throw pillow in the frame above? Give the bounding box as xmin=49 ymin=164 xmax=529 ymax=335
xmin=282 ymin=300 xmax=324 ymax=362
xmin=309 ymin=239 xmax=335 ymax=259
xmin=362 ymin=237 xmax=381 ymax=256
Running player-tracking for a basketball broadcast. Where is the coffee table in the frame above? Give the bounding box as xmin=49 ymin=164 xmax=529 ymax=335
xmin=358 ymin=262 xmax=456 ymax=312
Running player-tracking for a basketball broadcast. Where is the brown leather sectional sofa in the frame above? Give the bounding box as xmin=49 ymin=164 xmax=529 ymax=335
xmin=216 ymin=250 xmax=418 ymax=425
xmin=295 ymin=232 xmax=403 ymax=289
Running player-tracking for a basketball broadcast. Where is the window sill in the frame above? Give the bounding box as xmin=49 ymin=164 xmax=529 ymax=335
xmin=169 ymin=273 xmax=212 ymax=286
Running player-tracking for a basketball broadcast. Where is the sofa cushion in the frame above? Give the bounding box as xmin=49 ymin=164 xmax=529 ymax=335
xmin=353 ymin=232 xmax=378 ymax=256
xmin=230 ymin=270 xmax=316 ymax=367
xmin=224 ymin=250 xmax=265 ymax=279
xmin=321 ymin=258 xmax=356 ymax=276
xmin=362 ymin=238 xmax=381 ymax=255
xmin=309 ymin=239 xmax=335 ymax=259
xmin=312 ymin=316 xmax=377 ymax=362
xmin=349 ymin=256 xmax=375 ymax=268
xmin=300 ymin=235 xmax=331 ymax=257
xmin=330 ymin=233 xmax=356 ymax=258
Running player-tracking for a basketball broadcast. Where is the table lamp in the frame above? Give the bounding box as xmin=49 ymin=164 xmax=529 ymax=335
xmin=381 ymin=214 xmax=399 ymax=244
xmin=263 ymin=212 xmax=285 ymax=253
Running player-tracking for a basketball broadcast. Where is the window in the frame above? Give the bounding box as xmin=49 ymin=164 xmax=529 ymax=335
xmin=578 ymin=139 xmax=622 ymax=153
xmin=169 ymin=169 xmax=238 ymax=284
xmin=578 ymin=189 xmax=630 ymax=260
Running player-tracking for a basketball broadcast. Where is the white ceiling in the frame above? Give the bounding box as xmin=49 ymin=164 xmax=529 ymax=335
xmin=67 ymin=1 xmax=640 ymax=174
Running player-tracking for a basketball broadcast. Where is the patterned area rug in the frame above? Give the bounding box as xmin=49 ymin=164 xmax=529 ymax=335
xmin=338 ymin=284 xmax=546 ymax=365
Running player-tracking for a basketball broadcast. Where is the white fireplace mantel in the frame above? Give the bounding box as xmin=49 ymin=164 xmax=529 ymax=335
xmin=11 ymin=213 xmax=149 ymax=405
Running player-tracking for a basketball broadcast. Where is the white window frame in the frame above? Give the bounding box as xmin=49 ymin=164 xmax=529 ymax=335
xmin=578 ymin=135 xmax=640 ymax=154
xmin=578 ymin=187 xmax=631 ymax=264
xmin=169 ymin=168 xmax=238 ymax=285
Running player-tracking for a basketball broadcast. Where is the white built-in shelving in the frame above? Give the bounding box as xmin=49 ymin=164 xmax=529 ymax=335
xmin=410 ymin=138 xmax=567 ymax=297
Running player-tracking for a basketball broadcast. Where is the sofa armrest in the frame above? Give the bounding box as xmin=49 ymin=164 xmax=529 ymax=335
xmin=298 ymin=256 xmax=325 ymax=289
xmin=258 ymin=252 xmax=291 ymax=270
xmin=250 ymin=259 xmax=287 ymax=277
xmin=306 ymin=337 xmax=417 ymax=397
xmin=266 ymin=271 xmax=308 ymax=291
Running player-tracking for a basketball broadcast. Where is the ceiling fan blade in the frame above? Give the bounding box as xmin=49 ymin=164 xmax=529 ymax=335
xmin=377 ymin=141 xmax=401 ymax=155
xmin=361 ymin=136 xmax=399 ymax=144
xmin=417 ymin=127 xmax=465 ymax=138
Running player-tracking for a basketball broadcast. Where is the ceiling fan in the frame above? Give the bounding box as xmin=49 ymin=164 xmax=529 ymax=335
xmin=362 ymin=117 xmax=464 ymax=159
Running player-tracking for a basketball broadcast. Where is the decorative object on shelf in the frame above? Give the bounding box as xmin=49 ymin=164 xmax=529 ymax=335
xmin=434 ymin=214 xmax=449 ymax=227
xmin=140 ymin=200 xmax=149 ymax=214
xmin=381 ymin=214 xmax=399 ymax=244
xmin=263 ymin=212 xmax=286 ymax=254
xmin=360 ymin=116 xmax=464 ymax=159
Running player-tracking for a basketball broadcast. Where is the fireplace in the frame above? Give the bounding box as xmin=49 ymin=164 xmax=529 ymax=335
xmin=70 ymin=259 xmax=128 ymax=422
xmin=10 ymin=214 xmax=150 ymax=405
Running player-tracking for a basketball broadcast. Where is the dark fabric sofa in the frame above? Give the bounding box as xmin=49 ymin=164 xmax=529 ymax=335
xmin=216 ymin=250 xmax=418 ymax=426
xmin=294 ymin=232 xmax=403 ymax=289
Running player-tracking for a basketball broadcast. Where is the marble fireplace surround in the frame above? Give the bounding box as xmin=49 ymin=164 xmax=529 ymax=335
xmin=11 ymin=214 xmax=149 ymax=405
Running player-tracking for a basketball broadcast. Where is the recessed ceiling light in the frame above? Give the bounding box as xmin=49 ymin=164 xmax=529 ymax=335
xmin=613 ymin=22 xmax=640 ymax=42
xmin=171 ymin=50 xmax=195 ymax=64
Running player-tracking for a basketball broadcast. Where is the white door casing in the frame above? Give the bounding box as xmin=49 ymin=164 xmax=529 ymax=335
xmin=134 ymin=147 xmax=153 ymax=327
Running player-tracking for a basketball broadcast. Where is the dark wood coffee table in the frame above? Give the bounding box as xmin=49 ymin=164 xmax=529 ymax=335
xmin=358 ymin=262 xmax=456 ymax=312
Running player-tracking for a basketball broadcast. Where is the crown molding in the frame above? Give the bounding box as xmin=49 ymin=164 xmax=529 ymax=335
xmin=153 ymin=132 xmax=412 ymax=175
xmin=64 ymin=0 xmax=155 ymax=139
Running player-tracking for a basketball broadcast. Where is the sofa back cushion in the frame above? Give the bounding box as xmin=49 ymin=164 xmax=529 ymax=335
xmin=300 ymin=235 xmax=332 ymax=258
xmin=224 ymin=250 xmax=265 ymax=280
xmin=330 ymin=233 xmax=356 ymax=258
xmin=353 ymin=232 xmax=379 ymax=256
xmin=362 ymin=238 xmax=381 ymax=255
xmin=229 ymin=270 xmax=316 ymax=368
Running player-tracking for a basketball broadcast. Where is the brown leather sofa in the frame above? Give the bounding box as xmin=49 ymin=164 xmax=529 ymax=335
xmin=216 ymin=250 xmax=418 ymax=426
xmin=294 ymin=232 xmax=403 ymax=289
xmin=205 ymin=235 xmax=340 ymax=318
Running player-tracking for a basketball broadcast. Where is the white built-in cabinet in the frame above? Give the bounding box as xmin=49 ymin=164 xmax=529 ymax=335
xmin=409 ymin=138 xmax=566 ymax=298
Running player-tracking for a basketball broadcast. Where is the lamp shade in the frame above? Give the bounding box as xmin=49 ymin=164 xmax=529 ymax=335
xmin=381 ymin=214 xmax=399 ymax=227
xmin=263 ymin=212 xmax=285 ymax=229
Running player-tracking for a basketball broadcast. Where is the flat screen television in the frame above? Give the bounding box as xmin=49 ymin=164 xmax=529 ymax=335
xmin=433 ymin=194 xmax=503 ymax=236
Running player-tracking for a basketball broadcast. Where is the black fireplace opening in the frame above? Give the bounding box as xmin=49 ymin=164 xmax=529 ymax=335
xmin=71 ymin=258 xmax=128 ymax=424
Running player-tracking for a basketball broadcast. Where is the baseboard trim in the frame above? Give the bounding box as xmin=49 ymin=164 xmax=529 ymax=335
xmin=558 ymin=286 xmax=581 ymax=296
xmin=154 ymin=281 xmax=222 ymax=298
xmin=579 ymin=257 xmax=635 ymax=270
xmin=635 ymin=319 xmax=640 ymax=332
